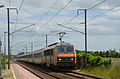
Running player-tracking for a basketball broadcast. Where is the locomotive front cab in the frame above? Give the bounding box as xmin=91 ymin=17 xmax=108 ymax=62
xmin=56 ymin=44 xmax=76 ymax=67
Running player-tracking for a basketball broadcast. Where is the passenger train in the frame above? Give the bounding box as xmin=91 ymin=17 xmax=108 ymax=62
xmin=16 ymin=42 xmax=76 ymax=69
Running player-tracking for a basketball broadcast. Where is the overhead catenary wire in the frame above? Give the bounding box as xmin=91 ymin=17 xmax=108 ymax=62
xmin=9 ymin=0 xmax=11 ymax=7
xmin=11 ymin=0 xmax=120 ymax=53
xmin=11 ymin=0 xmax=25 ymax=49
xmin=34 ymin=0 xmax=60 ymax=24
xmin=28 ymin=0 xmax=73 ymax=42
xmin=19 ymin=0 xmax=25 ymax=11
xmin=10 ymin=24 xmax=35 ymax=34
xmin=13 ymin=0 xmax=25 ymax=31
xmin=63 ymin=1 xmax=120 ymax=26
xmin=68 ymin=0 xmax=120 ymax=24
xmin=29 ymin=0 xmax=60 ymax=33
xmin=54 ymin=0 xmax=107 ymax=36
xmin=11 ymin=41 xmax=26 ymax=47
xmin=11 ymin=0 xmax=60 ymax=51
xmin=60 ymin=0 xmax=120 ymax=33
xmin=87 ymin=3 xmax=120 ymax=22
xmin=12 ymin=0 xmax=25 ymax=38
xmin=11 ymin=0 xmax=59 ymax=35
xmin=22 ymin=0 xmax=73 ymax=48
xmin=58 ymin=24 xmax=85 ymax=34
xmin=67 ymin=0 xmax=106 ymax=23
xmin=31 ymin=1 xmax=120 ymax=43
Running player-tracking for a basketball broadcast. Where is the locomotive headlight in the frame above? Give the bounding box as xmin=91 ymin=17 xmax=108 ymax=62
xmin=70 ymin=58 xmax=74 ymax=60
xmin=59 ymin=58 xmax=62 ymax=61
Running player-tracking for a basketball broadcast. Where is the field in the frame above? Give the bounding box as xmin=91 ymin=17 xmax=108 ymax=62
xmin=111 ymin=58 xmax=120 ymax=64
xmin=77 ymin=58 xmax=120 ymax=79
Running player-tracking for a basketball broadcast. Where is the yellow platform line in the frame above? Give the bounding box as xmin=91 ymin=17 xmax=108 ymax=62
xmin=11 ymin=64 xmax=17 ymax=79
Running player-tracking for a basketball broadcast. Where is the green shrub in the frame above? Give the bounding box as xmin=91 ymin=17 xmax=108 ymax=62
xmin=76 ymin=53 xmax=111 ymax=67
xmin=103 ymin=58 xmax=111 ymax=66
xmin=1 ymin=57 xmax=5 ymax=69
xmin=0 ymin=55 xmax=7 ymax=69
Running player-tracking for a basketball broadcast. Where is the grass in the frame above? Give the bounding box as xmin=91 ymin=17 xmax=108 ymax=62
xmin=77 ymin=58 xmax=120 ymax=79
xmin=111 ymin=58 xmax=120 ymax=64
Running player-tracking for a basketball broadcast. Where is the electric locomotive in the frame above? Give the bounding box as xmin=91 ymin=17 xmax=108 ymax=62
xmin=43 ymin=42 xmax=76 ymax=68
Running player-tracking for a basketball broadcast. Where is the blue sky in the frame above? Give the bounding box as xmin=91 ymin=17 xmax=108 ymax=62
xmin=0 ymin=0 xmax=120 ymax=54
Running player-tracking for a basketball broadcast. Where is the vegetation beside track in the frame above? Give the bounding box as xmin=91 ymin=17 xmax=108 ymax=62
xmin=76 ymin=49 xmax=120 ymax=58
xmin=76 ymin=52 xmax=111 ymax=67
xmin=0 ymin=54 xmax=7 ymax=69
xmin=78 ymin=58 xmax=120 ymax=79
xmin=76 ymin=50 xmax=120 ymax=79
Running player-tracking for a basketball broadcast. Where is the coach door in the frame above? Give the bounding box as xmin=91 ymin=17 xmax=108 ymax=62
xmin=50 ymin=49 xmax=53 ymax=65
xmin=44 ymin=49 xmax=53 ymax=67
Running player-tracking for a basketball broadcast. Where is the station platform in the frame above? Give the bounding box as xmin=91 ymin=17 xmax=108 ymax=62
xmin=11 ymin=64 xmax=40 ymax=79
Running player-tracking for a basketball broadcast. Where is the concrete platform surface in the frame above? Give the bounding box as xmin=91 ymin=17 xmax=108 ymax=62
xmin=11 ymin=64 xmax=40 ymax=79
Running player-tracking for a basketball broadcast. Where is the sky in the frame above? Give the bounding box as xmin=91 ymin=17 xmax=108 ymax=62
xmin=0 ymin=0 xmax=120 ymax=54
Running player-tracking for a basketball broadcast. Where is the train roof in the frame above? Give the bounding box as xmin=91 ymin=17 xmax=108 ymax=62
xmin=17 ymin=42 xmax=74 ymax=57
xmin=16 ymin=52 xmax=31 ymax=57
xmin=48 ymin=42 xmax=59 ymax=47
xmin=44 ymin=42 xmax=74 ymax=50
xmin=48 ymin=42 xmax=73 ymax=47
xmin=17 ymin=48 xmax=44 ymax=57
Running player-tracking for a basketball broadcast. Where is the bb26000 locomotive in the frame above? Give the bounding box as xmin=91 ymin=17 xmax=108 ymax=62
xmin=16 ymin=42 xmax=76 ymax=69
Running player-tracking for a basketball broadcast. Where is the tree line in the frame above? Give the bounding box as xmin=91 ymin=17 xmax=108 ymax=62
xmin=77 ymin=49 xmax=120 ymax=58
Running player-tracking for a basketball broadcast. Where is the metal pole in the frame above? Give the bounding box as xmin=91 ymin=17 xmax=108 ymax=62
xmin=26 ymin=46 xmax=27 ymax=53
xmin=77 ymin=9 xmax=87 ymax=53
xmin=23 ymin=49 xmax=25 ymax=53
xmin=31 ymin=43 xmax=33 ymax=53
xmin=85 ymin=9 xmax=87 ymax=54
xmin=7 ymin=8 xmax=17 ymax=69
xmin=31 ymin=43 xmax=34 ymax=61
xmin=4 ymin=32 xmax=7 ymax=69
xmin=0 ymin=37 xmax=3 ymax=79
xmin=46 ymin=35 xmax=48 ymax=47
xmin=7 ymin=8 xmax=10 ymax=69
xmin=77 ymin=9 xmax=87 ymax=67
xmin=84 ymin=9 xmax=87 ymax=67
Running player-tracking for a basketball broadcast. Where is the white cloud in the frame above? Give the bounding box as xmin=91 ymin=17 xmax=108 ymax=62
xmin=0 ymin=0 xmax=120 ymax=54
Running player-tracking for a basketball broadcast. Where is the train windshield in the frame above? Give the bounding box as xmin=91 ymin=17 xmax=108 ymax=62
xmin=58 ymin=46 xmax=74 ymax=53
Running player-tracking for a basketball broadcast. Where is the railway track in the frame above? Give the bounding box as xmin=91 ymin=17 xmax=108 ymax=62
xmin=13 ymin=60 xmax=105 ymax=79
xmin=14 ymin=61 xmax=75 ymax=79
xmin=61 ymin=71 xmax=105 ymax=79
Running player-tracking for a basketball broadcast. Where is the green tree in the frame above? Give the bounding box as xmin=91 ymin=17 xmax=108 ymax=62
xmin=17 ymin=52 xmax=24 ymax=55
xmin=105 ymin=50 xmax=110 ymax=57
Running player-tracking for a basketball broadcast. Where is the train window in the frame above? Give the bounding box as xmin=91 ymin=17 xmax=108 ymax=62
xmin=28 ymin=55 xmax=30 ymax=58
xmin=34 ymin=53 xmax=37 ymax=57
xmin=44 ymin=50 xmax=47 ymax=56
xmin=58 ymin=46 xmax=74 ymax=53
xmin=34 ymin=53 xmax=38 ymax=58
xmin=37 ymin=53 xmax=39 ymax=57
xmin=66 ymin=46 xmax=74 ymax=52
xmin=44 ymin=49 xmax=53 ymax=56
xmin=58 ymin=47 xmax=65 ymax=53
xmin=50 ymin=49 xmax=53 ymax=55
xmin=35 ymin=53 xmax=40 ymax=58
xmin=28 ymin=54 xmax=32 ymax=58
xmin=29 ymin=55 xmax=31 ymax=58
